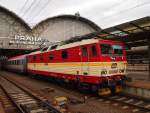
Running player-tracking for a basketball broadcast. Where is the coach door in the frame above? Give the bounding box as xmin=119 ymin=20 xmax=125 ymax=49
xmin=81 ymin=46 xmax=89 ymax=75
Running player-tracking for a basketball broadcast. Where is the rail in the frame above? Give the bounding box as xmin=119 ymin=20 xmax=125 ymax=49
xmin=0 ymin=74 xmax=61 ymax=113
xmin=103 ymin=94 xmax=150 ymax=112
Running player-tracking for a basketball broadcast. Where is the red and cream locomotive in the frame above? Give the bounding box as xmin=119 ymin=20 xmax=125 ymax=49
xmin=5 ymin=37 xmax=127 ymax=96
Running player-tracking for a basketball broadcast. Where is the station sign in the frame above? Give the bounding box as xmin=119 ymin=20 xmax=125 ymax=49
xmin=10 ymin=35 xmax=49 ymax=45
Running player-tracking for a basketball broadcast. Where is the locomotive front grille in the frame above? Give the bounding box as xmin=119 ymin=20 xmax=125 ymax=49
xmin=109 ymin=69 xmax=118 ymax=74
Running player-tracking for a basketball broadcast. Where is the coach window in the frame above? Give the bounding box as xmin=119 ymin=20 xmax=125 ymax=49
xmin=18 ymin=60 xmax=20 ymax=65
xmin=82 ymin=47 xmax=88 ymax=56
xmin=91 ymin=45 xmax=97 ymax=56
xmin=49 ymin=53 xmax=54 ymax=60
xmin=62 ymin=50 xmax=68 ymax=59
xmin=21 ymin=60 xmax=24 ymax=64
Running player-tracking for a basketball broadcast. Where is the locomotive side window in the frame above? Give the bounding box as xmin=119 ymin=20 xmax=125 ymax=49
xmin=82 ymin=47 xmax=88 ymax=56
xmin=100 ymin=44 xmax=112 ymax=55
xmin=91 ymin=45 xmax=97 ymax=56
xmin=62 ymin=50 xmax=68 ymax=59
xmin=49 ymin=53 xmax=54 ymax=60
xmin=33 ymin=55 xmax=36 ymax=60
xmin=40 ymin=54 xmax=43 ymax=60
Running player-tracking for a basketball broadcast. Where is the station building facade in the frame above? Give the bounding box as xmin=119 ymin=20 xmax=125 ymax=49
xmin=0 ymin=6 xmax=101 ymax=50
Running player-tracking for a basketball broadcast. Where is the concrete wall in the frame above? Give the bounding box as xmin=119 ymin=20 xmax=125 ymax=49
xmin=0 ymin=7 xmax=34 ymax=49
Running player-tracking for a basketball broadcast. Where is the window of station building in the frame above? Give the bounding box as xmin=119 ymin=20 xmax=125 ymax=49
xmin=82 ymin=47 xmax=88 ymax=56
xmin=100 ymin=44 xmax=112 ymax=55
xmin=62 ymin=50 xmax=68 ymax=59
xmin=49 ymin=53 xmax=54 ymax=60
xmin=91 ymin=45 xmax=97 ymax=56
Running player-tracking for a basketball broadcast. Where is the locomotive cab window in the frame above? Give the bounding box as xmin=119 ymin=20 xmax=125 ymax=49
xmin=100 ymin=44 xmax=112 ymax=55
xmin=62 ymin=50 xmax=68 ymax=59
xmin=49 ymin=53 xmax=54 ymax=60
xmin=82 ymin=47 xmax=88 ymax=56
xmin=91 ymin=45 xmax=97 ymax=56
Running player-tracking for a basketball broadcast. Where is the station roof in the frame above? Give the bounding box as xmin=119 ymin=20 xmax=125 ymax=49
xmin=0 ymin=5 xmax=101 ymax=31
xmin=0 ymin=5 xmax=31 ymax=30
xmin=33 ymin=14 xmax=101 ymax=31
xmin=99 ymin=16 xmax=150 ymax=48
xmin=67 ymin=16 xmax=150 ymax=49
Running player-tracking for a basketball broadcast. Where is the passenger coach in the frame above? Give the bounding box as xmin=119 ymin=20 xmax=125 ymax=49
xmin=6 ymin=55 xmax=27 ymax=73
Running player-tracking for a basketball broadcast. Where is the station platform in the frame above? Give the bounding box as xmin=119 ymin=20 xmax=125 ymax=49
xmin=123 ymin=73 xmax=150 ymax=99
xmin=126 ymin=80 xmax=150 ymax=90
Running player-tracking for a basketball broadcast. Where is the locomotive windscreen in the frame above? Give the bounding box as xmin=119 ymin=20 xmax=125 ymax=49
xmin=100 ymin=44 xmax=123 ymax=55
xmin=112 ymin=45 xmax=123 ymax=55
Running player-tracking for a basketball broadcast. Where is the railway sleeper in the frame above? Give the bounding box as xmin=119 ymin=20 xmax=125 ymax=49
xmin=20 ymin=102 xmax=50 ymax=113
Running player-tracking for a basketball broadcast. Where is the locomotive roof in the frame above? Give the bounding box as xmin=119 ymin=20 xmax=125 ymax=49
xmin=28 ymin=38 xmax=123 ymax=56
xmin=8 ymin=54 xmax=27 ymax=61
xmin=55 ymin=39 xmax=99 ymax=50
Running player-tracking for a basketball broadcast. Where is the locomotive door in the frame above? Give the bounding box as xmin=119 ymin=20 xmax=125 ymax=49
xmin=81 ymin=46 xmax=89 ymax=75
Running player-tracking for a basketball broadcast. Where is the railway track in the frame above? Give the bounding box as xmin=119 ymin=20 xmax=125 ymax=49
xmin=1 ymin=71 xmax=150 ymax=113
xmin=103 ymin=94 xmax=150 ymax=112
xmin=39 ymin=77 xmax=150 ymax=112
xmin=0 ymin=75 xmax=61 ymax=113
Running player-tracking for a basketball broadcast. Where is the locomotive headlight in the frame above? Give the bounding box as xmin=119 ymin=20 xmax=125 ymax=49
xmin=101 ymin=69 xmax=107 ymax=75
xmin=119 ymin=69 xmax=124 ymax=73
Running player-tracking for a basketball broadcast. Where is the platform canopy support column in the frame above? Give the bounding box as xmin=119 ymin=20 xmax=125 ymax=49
xmin=148 ymin=38 xmax=150 ymax=80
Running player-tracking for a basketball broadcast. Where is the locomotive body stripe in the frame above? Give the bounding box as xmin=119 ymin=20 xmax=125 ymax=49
xmin=27 ymin=61 xmax=127 ymax=76
xmin=28 ymin=62 xmax=127 ymax=67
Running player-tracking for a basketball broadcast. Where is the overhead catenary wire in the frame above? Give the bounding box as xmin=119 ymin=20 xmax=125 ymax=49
xmin=18 ymin=0 xmax=29 ymax=14
xmin=21 ymin=0 xmax=37 ymax=17
xmin=22 ymin=0 xmax=42 ymax=19
xmin=101 ymin=1 xmax=150 ymax=21
xmin=27 ymin=0 xmax=51 ymax=23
